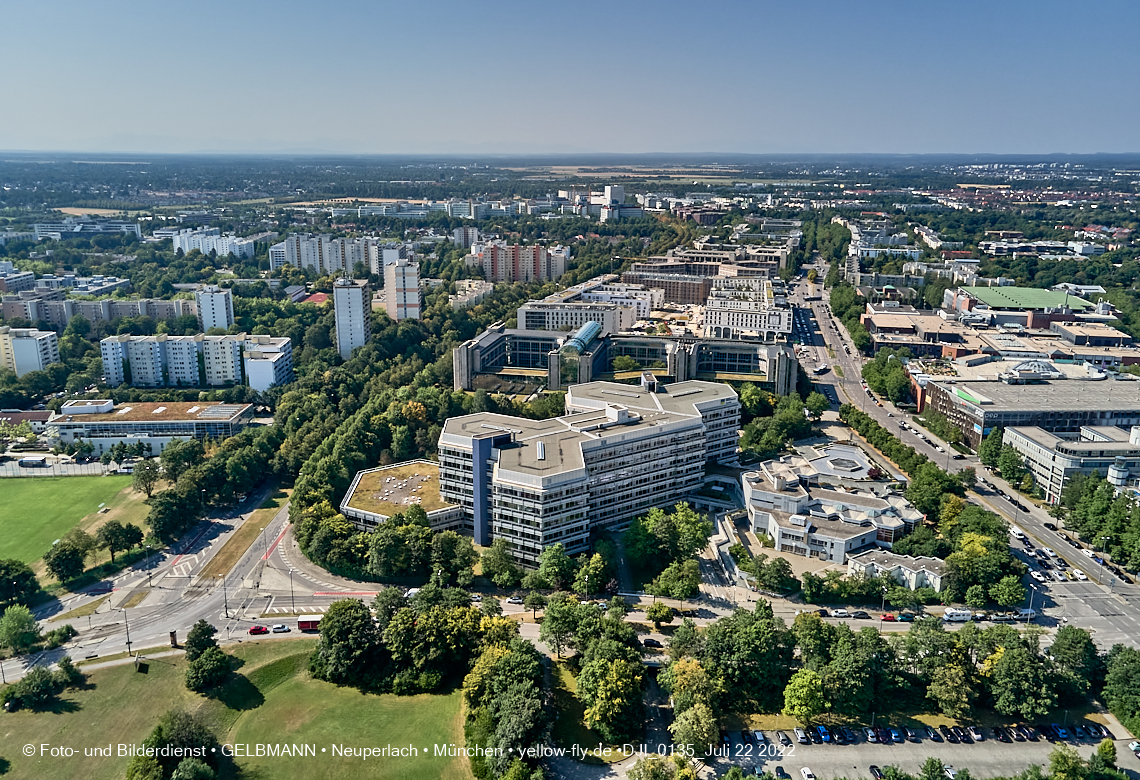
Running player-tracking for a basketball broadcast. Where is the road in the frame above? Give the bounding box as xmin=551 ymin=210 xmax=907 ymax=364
xmin=788 ymin=261 xmax=1140 ymax=650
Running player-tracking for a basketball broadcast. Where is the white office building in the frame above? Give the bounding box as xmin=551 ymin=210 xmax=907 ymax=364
xmin=0 ymin=326 xmax=61 ymax=377
xmin=333 ymin=278 xmax=371 ymax=359
xmin=703 ymin=278 xmax=794 ymax=340
xmin=383 ymin=256 xmax=422 ymax=321
xmin=438 ymin=378 xmax=739 ymax=565
xmin=195 ymin=285 xmax=234 ymax=332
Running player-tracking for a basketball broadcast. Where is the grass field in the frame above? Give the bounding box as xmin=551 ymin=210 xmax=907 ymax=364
xmin=0 ymin=476 xmax=133 ymax=563
xmin=0 ymin=638 xmax=472 ymax=780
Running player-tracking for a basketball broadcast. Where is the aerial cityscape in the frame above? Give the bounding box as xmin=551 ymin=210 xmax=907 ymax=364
xmin=1 ymin=4 xmax=1139 ymax=780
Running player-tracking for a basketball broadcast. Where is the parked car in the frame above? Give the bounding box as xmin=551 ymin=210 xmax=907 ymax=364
xmin=870 ymin=767 xmax=884 ymax=780
xmin=897 ymin=613 xmax=916 ymax=622
xmin=864 ymin=728 xmax=878 ymax=744
xmin=925 ymin=726 xmax=943 ymax=742
xmin=1052 ymin=725 xmax=1070 ymax=740
xmin=775 ymin=768 xmax=791 ymax=780
xmin=993 ymin=726 xmax=1011 ymax=743
xmin=506 ymin=596 xmax=524 ymax=604
xmin=1070 ymin=725 xmax=1087 ymax=740
xmin=843 ymin=727 xmax=858 ymax=744
xmin=271 ymin=624 xmax=290 ymax=633
xmin=944 ymin=767 xmax=959 ymax=780
xmin=816 ymin=726 xmax=832 ymax=743
xmin=1031 ymin=571 xmax=1046 ymax=582
xmin=248 ymin=625 xmax=269 ymax=635
xmin=876 ymin=727 xmax=893 ymax=745
xmin=469 ymin=593 xmax=483 ymax=602
xmin=852 ymin=611 xmax=872 ymax=619
xmin=953 ymin=726 xmax=972 ymax=744
xmin=801 ymin=769 xmax=815 ymax=780
xmin=1083 ymin=549 xmax=1096 ymax=559
xmin=1019 ymin=725 xmax=1038 ymax=741
xmin=1036 ymin=724 xmax=1056 ymax=741
xmin=777 ymin=731 xmax=792 ymax=746
xmin=794 ymin=728 xmax=809 ymax=744
xmin=642 ymin=638 xmax=663 ymax=648
xmin=940 ymin=725 xmax=958 ymax=744
xmin=889 ymin=728 xmax=904 ymax=744
xmin=968 ymin=726 xmax=985 ymax=741
xmin=832 ymin=609 xmax=850 ymax=618
xmin=1044 ymin=522 xmax=1058 ymax=531
xmin=904 ymin=727 xmax=920 ymax=743
xmin=741 ymin=729 xmax=754 ymax=745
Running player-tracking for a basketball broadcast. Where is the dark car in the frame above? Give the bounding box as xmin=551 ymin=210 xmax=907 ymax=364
xmin=721 ymin=732 xmax=731 ymax=746
xmin=1044 ymin=522 xmax=1058 ymax=531
xmin=876 ymin=727 xmax=893 ymax=745
xmin=843 ymin=727 xmax=858 ymax=744
xmin=817 ymin=609 xmax=829 ymax=617
xmin=897 ymin=612 xmax=916 ymax=622
xmin=776 ymin=768 xmax=791 ymax=780
xmin=832 ymin=728 xmax=847 ymax=745
xmin=952 ymin=726 xmax=972 ymax=744
xmin=248 ymin=625 xmax=269 ymax=635
xmin=741 ymin=729 xmax=754 ymax=745
xmin=940 ymin=725 xmax=959 ymax=744
xmin=1036 ymin=724 xmax=1056 ymax=741
xmin=1070 ymin=725 xmax=1086 ymax=740
xmin=904 ymin=727 xmax=920 ymax=743
xmin=777 ymin=731 xmax=792 ymax=746
xmin=642 ymin=638 xmax=663 ymax=648
xmin=991 ymin=726 xmax=1010 ymax=743
xmin=851 ymin=611 xmax=872 ymax=619
xmin=870 ymin=767 xmax=883 ymax=780
xmin=926 ymin=726 xmax=943 ymax=743
xmin=1020 ymin=725 xmax=1039 ymax=742
xmin=1010 ymin=726 xmax=1026 ymax=742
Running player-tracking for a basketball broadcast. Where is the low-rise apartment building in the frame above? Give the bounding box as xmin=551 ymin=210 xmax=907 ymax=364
xmin=100 ymin=333 xmax=293 ymax=391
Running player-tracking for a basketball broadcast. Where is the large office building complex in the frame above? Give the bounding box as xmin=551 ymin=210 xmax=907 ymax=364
xmin=195 ymin=285 xmax=235 ymax=332
xmin=0 ymin=326 xmax=60 ymax=377
xmin=33 ymin=218 xmax=141 ymax=241
xmin=703 ymin=278 xmax=794 ymax=340
xmin=516 ymin=275 xmax=663 ymax=335
xmin=333 ymin=278 xmax=371 ymax=359
xmin=100 ymin=333 xmax=293 ymax=391
xmin=927 ymin=379 xmax=1140 ymax=449
xmin=438 ymin=378 xmax=740 ymax=565
xmin=383 ymin=256 xmax=422 ymax=321
xmin=1002 ymin=424 xmax=1140 ymax=505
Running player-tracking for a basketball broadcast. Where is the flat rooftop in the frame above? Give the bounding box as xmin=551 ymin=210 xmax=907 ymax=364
xmin=849 ymin=549 xmax=946 ymax=575
xmin=935 ymin=380 xmax=1140 ymax=412
xmin=54 ymin=401 xmax=251 ymax=423
xmin=344 ymin=461 xmax=454 ymax=518
xmin=566 ymin=379 xmax=738 ymax=416
xmin=962 ymin=286 xmax=1092 ymax=311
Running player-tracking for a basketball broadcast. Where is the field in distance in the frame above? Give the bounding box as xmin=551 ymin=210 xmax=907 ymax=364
xmin=0 ymin=475 xmax=134 ymax=564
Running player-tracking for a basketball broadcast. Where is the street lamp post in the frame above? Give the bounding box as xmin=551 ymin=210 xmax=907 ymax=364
xmin=123 ymin=608 xmax=132 ymax=657
xmin=145 ymin=543 xmax=153 ymax=588
xmin=289 ymin=568 xmax=297 ymax=615
xmin=879 ymin=586 xmax=888 ymax=632
xmin=1027 ymin=584 xmax=1038 ymax=626
xmin=220 ymin=575 xmax=229 ymax=618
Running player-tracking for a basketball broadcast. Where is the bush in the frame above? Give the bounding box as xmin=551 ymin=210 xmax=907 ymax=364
xmin=44 ymin=623 xmax=78 ymax=649
xmin=2 ymin=666 xmax=61 ymax=710
xmin=185 ymin=646 xmax=231 ymax=692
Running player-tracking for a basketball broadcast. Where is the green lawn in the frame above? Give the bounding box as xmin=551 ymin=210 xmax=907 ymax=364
xmin=0 ymin=475 xmax=132 ymax=563
xmin=0 ymin=639 xmax=471 ymax=780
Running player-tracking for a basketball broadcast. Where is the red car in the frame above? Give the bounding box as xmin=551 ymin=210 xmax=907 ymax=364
xmin=248 ymin=625 xmax=269 ymax=635
xmin=881 ymin=613 xmax=896 ymax=622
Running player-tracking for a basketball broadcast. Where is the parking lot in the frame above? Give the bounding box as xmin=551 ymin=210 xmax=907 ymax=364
xmin=704 ymin=728 xmax=1138 ymax=779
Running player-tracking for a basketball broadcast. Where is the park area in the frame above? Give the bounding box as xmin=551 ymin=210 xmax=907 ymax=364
xmin=1 ymin=638 xmax=472 ymax=780
xmin=0 ymin=475 xmax=134 ymax=564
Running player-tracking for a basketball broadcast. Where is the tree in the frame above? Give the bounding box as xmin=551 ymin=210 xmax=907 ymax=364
xmin=43 ymin=540 xmax=87 ymax=582
xmin=160 ymin=439 xmax=205 ymax=484
xmin=96 ymin=520 xmax=144 ymax=563
xmin=989 ymin=575 xmax=1027 ymax=608
xmin=998 ymin=445 xmax=1026 ymax=485
xmin=537 ymin=544 xmax=577 ymax=591
xmin=574 ymin=552 xmax=608 ymax=598
xmin=782 ymin=668 xmax=827 ymax=726
xmin=185 ymin=646 xmax=231 ymax=691
xmin=965 ymin=584 xmax=988 ymax=609
xmin=537 ymin=594 xmax=579 ymax=658
xmin=613 ymin=355 xmax=641 ymax=372
xmin=0 ymin=604 xmax=40 ymax=653
xmin=646 ymin=601 xmax=674 ymax=629
xmin=310 ymin=598 xmax=383 ymax=686
xmin=1096 ymin=739 xmax=1117 ymax=768
xmin=578 ymin=657 xmax=644 ymax=742
xmin=132 ymin=459 xmax=162 ymax=498
xmin=171 ymin=757 xmax=217 ymax=780
xmin=142 ymin=709 xmax=219 ymax=778
xmin=1048 ymin=744 xmax=1087 ymax=780
xmin=184 ymin=619 xmax=218 ymax=662
xmin=668 ymin=701 xmax=719 ymax=757
xmin=661 ymin=657 xmax=717 ymax=713
xmin=125 ymin=755 xmax=165 ymax=780
xmin=430 ymin=530 xmax=477 ymax=586
xmin=1050 ymin=626 xmax=1102 ymax=701
xmin=481 ymin=539 xmax=523 ymax=588
xmin=988 ymin=645 xmax=1056 ymax=719
xmin=1102 ymin=645 xmax=1140 ymax=728
xmin=523 ymin=592 xmax=547 ymax=620
xmin=0 ymin=558 xmax=40 ymax=608
xmin=927 ymin=663 xmax=976 ymax=718
xmin=804 ymin=391 xmax=830 ymax=419
xmin=978 ymin=427 xmax=1004 ymax=468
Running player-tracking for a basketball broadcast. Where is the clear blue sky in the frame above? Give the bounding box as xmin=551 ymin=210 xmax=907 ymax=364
xmin=2 ymin=0 xmax=1136 ymax=155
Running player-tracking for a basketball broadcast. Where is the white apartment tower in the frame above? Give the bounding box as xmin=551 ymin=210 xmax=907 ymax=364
xmin=195 ymin=285 xmax=234 ymax=332
xmin=383 ymin=257 xmax=422 ymax=321
xmin=333 ymin=278 xmax=371 ymax=359
xmin=0 ymin=326 xmax=61 ymax=377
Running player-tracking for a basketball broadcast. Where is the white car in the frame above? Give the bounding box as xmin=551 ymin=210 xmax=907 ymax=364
xmin=935 ymin=446 xmax=945 ymax=453
xmin=802 ymin=769 xmax=816 ymax=780
xmin=1083 ymin=549 xmax=1096 ymax=559
xmin=945 ymin=768 xmax=959 ymax=780
xmin=470 ymin=593 xmax=483 ymax=602
xmin=271 ymin=624 xmax=290 ymax=633
xmin=831 ymin=608 xmax=849 ymax=618
xmin=1053 ymin=571 xmax=1067 ymax=582
xmin=1011 ymin=528 xmax=1026 ymax=540
xmin=1043 ymin=547 xmax=1057 ymax=557
xmin=1073 ymin=569 xmax=1088 ymax=581
xmin=1030 ymin=571 xmax=1046 ymax=582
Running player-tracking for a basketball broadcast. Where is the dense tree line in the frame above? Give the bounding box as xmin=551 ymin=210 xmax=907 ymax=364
xmin=623 ymin=503 xmax=711 ymax=590
xmin=1057 ymin=473 xmax=1140 ymax=573
xmin=828 ymin=282 xmax=872 ymax=352
xmin=861 ymin=348 xmax=913 ymax=404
